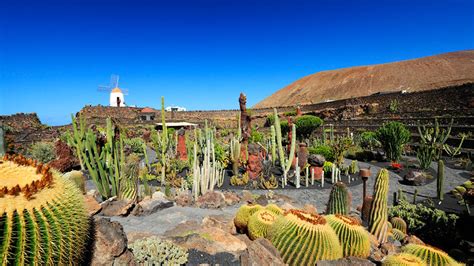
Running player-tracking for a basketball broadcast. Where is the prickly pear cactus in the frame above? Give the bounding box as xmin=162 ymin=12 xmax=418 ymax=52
xmin=0 ymin=155 xmax=89 ymax=265
xmin=382 ymin=253 xmax=426 ymax=266
xmin=268 ymin=209 xmax=343 ymax=265
xmin=326 ymin=182 xmax=351 ymax=215
xmin=325 ymin=214 xmax=371 ymax=258
xmin=402 ymin=243 xmax=463 ymax=266
xmin=368 ymin=168 xmax=390 ymax=244
xmin=247 ymin=209 xmax=277 ymax=240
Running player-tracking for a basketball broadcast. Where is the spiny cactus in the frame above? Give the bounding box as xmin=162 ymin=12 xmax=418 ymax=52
xmin=382 ymin=253 xmax=426 ymax=266
xmin=265 ymin=203 xmax=283 ymax=215
xmin=391 ymin=217 xmax=407 ymax=234
xmin=0 ymin=155 xmax=89 ymax=265
xmin=129 ymin=236 xmax=188 ymax=265
xmin=270 ymin=125 xmax=276 ymax=165
xmin=402 ymin=243 xmax=463 ymax=266
xmin=437 ymin=159 xmax=445 ymax=200
xmin=391 ymin=228 xmax=406 ymax=241
xmin=325 ymin=214 xmax=371 ymax=258
xmin=63 ymin=170 xmax=86 ymax=194
xmin=387 ymin=221 xmax=393 ymax=232
xmin=268 ymin=209 xmax=343 ymax=265
xmin=234 ymin=203 xmax=263 ymax=231
xmin=349 ymin=160 xmax=359 ymax=175
xmin=368 ymin=168 xmax=390 ymax=244
xmin=326 ymin=182 xmax=351 ymax=215
xmin=247 ymin=209 xmax=278 ymax=240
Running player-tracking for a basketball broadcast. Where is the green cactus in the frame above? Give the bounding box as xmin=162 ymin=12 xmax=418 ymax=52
xmin=417 ymin=118 xmax=453 ymax=161
xmin=129 ymin=236 xmax=188 ymax=265
xmin=265 ymin=203 xmax=283 ymax=215
xmin=0 ymin=125 xmax=5 ymax=156
xmin=234 ymin=203 xmax=263 ymax=231
xmin=349 ymin=160 xmax=359 ymax=175
xmin=437 ymin=160 xmax=445 ymax=201
xmin=271 ymin=125 xmax=276 ymax=165
xmin=391 ymin=228 xmax=406 ymax=241
xmin=273 ymin=108 xmax=285 ymax=169
xmin=390 ymin=217 xmax=407 ymax=233
xmin=230 ymin=136 xmax=241 ymax=175
xmin=326 ymin=182 xmax=351 ymax=215
xmin=268 ymin=209 xmax=343 ymax=265
xmin=0 ymin=155 xmax=89 ymax=265
xmin=119 ymin=154 xmax=140 ymax=201
xmin=325 ymin=214 xmax=371 ymax=258
xmin=368 ymin=168 xmax=390 ymax=244
xmin=67 ymin=113 xmax=87 ymax=170
xmin=62 ymin=170 xmax=86 ymax=194
xmin=382 ymin=253 xmax=425 ymax=266
xmin=402 ymin=244 xmax=463 ymax=266
xmin=247 ymin=209 xmax=278 ymax=240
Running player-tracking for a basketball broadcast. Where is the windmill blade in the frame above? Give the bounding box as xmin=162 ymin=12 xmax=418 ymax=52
xmin=110 ymin=74 xmax=119 ymax=88
xmin=97 ymin=85 xmax=111 ymax=92
xmin=121 ymin=88 xmax=129 ymax=95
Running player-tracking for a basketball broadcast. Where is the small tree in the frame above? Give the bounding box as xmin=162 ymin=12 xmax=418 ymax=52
xmin=375 ymin=122 xmax=411 ymax=162
xmin=294 ymin=115 xmax=323 ymax=140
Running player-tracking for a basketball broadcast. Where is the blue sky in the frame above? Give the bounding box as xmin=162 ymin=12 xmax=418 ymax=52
xmin=0 ymin=0 xmax=473 ymax=126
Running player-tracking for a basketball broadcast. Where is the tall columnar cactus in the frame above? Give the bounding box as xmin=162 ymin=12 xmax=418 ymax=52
xmin=0 ymin=155 xmax=89 ymax=265
xmin=273 ymin=108 xmax=296 ymax=186
xmin=191 ymin=138 xmax=224 ymax=200
xmin=382 ymin=253 xmax=425 ymax=266
xmin=160 ymin=96 xmax=169 ymax=184
xmin=273 ymin=108 xmax=285 ymax=169
xmin=247 ymin=209 xmax=278 ymax=240
xmin=368 ymin=168 xmax=390 ymax=244
xmin=417 ymin=118 xmax=453 ymax=160
xmin=230 ymin=136 xmax=241 ymax=176
xmin=437 ymin=159 xmax=445 ymax=201
xmin=325 ymin=215 xmax=371 ymax=258
xmin=402 ymin=244 xmax=463 ymax=266
xmin=268 ymin=209 xmax=343 ymax=265
xmin=234 ymin=203 xmax=263 ymax=231
xmin=0 ymin=124 xmax=5 ymax=156
xmin=67 ymin=113 xmax=87 ymax=170
xmin=270 ymin=125 xmax=276 ymax=165
xmin=390 ymin=217 xmax=407 ymax=234
xmin=326 ymin=182 xmax=351 ymax=215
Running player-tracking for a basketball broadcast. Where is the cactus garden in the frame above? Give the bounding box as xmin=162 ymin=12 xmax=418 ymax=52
xmin=2 ymin=1 xmax=474 ymax=264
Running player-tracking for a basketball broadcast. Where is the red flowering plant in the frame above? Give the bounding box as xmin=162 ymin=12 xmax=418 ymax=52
xmin=389 ymin=162 xmax=403 ymax=172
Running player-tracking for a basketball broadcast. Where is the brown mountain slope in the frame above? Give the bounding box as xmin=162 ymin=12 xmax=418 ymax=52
xmin=254 ymin=50 xmax=474 ymax=108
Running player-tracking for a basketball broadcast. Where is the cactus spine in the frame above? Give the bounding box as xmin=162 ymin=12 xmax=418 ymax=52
xmin=268 ymin=209 xmax=343 ymax=265
xmin=402 ymin=244 xmax=463 ymax=266
xmin=325 ymin=214 xmax=371 ymax=258
xmin=368 ymin=168 xmax=390 ymax=244
xmin=0 ymin=155 xmax=89 ymax=265
xmin=326 ymin=182 xmax=351 ymax=215
xmin=382 ymin=253 xmax=425 ymax=266
xmin=437 ymin=159 xmax=445 ymax=201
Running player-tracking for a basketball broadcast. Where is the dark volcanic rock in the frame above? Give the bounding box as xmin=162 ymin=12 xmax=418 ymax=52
xmin=317 ymin=257 xmax=375 ymax=265
xmin=240 ymin=238 xmax=285 ymax=266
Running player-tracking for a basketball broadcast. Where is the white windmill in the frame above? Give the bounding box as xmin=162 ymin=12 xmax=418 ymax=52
xmin=98 ymin=74 xmax=129 ymax=107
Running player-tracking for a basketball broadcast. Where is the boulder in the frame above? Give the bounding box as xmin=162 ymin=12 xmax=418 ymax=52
xmin=90 ymin=216 xmax=136 ymax=265
xmin=196 ymin=191 xmax=226 ymax=209
xmin=303 ymin=204 xmax=318 ymax=215
xmin=84 ymin=195 xmax=102 ymax=216
xmin=175 ymin=190 xmax=194 ymax=207
xmin=402 ymin=235 xmax=425 ymax=245
xmin=403 ymin=170 xmax=429 ymax=186
xmin=240 ymin=238 xmax=286 ymax=266
xmin=223 ymin=191 xmax=241 ymax=206
xmin=308 ymin=154 xmax=325 ymax=167
xmin=131 ymin=196 xmax=174 ymax=216
xmin=318 ymin=257 xmax=375 ymax=265
xmin=99 ymin=197 xmax=135 ymax=217
xmin=241 ymin=190 xmax=255 ymax=203
xmin=202 ymin=215 xmax=237 ymax=235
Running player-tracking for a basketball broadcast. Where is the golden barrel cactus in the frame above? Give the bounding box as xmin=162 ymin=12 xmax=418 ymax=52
xmin=402 ymin=244 xmax=463 ymax=266
xmin=0 ymin=155 xmax=89 ymax=265
xmin=382 ymin=253 xmax=426 ymax=266
xmin=247 ymin=209 xmax=278 ymax=240
xmin=265 ymin=203 xmax=283 ymax=215
xmin=268 ymin=209 xmax=343 ymax=265
xmin=391 ymin=216 xmax=407 ymax=234
xmin=325 ymin=214 xmax=371 ymax=258
xmin=234 ymin=203 xmax=263 ymax=231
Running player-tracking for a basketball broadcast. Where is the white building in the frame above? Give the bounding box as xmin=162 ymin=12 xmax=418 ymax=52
xmin=110 ymin=88 xmax=126 ymax=107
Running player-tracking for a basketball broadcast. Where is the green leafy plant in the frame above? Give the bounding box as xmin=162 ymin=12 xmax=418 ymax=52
xmin=123 ymin=137 xmax=145 ymax=154
xmin=294 ymin=115 xmax=323 ymax=140
xmin=330 ymin=136 xmax=353 ymax=166
xmin=29 ymin=141 xmax=55 ymax=163
xmin=389 ymin=99 xmax=399 ymax=113
xmin=416 ymin=143 xmax=435 ymax=170
xmin=249 ymin=127 xmax=264 ymax=143
xmin=375 ymin=122 xmax=411 ymax=162
xmin=308 ymin=144 xmax=334 ymax=162
xmin=359 ymin=131 xmax=380 ymax=150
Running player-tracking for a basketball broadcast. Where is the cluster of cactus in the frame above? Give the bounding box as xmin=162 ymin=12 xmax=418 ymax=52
xmin=325 ymin=182 xmax=351 ymax=215
xmin=402 ymin=244 xmax=463 ymax=266
xmin=417 ymin=118 xmax=453 ymax=161
xmin=368 ymin=168 xmax=390 ymax=244
xmin=129 ymin=236 xmax=188 ymax=265
xmin=259 ymin=174 xmax=278 ymax=189
xmin=437 ymin=159 xmax=445 ymax=201
xmin=247 ymin=209 xmax=278 ymax=240
xmin=375 ymin=122 xmax=411 ymax=162
xmin=382 ymin=253 xmax=425 ymax=266
xmin=325 ymin=215 xmax=371 ymax=258
xmin=268 ymin=209 xmax=343 ymax=265
xmin=234 ymin=203 xmax=264 ymax=231
xmin=444 ymin=132 xmax=469 ymax=158
xmin=0 ymin=154 xmax=89 ymax=265
xmin=230 ymin=172 xmax=249 ymax=186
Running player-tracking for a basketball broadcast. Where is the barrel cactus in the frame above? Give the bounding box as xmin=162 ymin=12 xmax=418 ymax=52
xmin=268 ymin=209 xmax=343 ymax=265
xmin=368 ymin=168 xmax=390 ymax=244
xmin=326 ymin=182 xmax=351 ymax=215
xmin=265 ymin=203 xmax=283 ymax=215
xmin=402 ymin=243 xmax=463 ymax=266
xmin=234 ymin=203 xmax=263 ymax=231
xmin=247 ymin=209 xmax=278 ymax=240
xmin=0 ymin=155 xmax=89 ymax=265
xmin=325 ymin=214 xmax=371 ymax=258
xmin=391 ymin=228 xmax=406 ymax=241
xmin=382 ymin=253 xmax=426 ymax=266
xmin=391 ymin=217 xmax=407 ymax=234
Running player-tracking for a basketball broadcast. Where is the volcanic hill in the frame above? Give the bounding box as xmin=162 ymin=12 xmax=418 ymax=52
xmin=254 ymin=50 xmax=474 ymax=108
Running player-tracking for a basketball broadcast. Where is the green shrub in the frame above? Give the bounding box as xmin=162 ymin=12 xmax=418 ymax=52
xmin=249 ymin=127 xmax=264 ymax=143
xmin=294 ymin=115 xmax=323 ymax=140
xmin=389 ymin=200 xmax=459 ymax=249
xmin=359 ymin=131 xmax=380 ymax=150
xmin=29 ymin=141 xmax=55 ymax=163
xmin=375 ymin=122 xmax=411 ymax=162
xmin=280 ymin=120 xmax=290 ymax=137
xmin=309 ymin=144 xmax=335 ymax=162
xmin=283 ymin=110 xmax=297 ymax=116
xmin=265 ymin=114 xmax=276 ymax=127
xmin=345 ymin=145 xmax=364 ymax=160
xmin=124 ymin=137 xmax=146 ymax=154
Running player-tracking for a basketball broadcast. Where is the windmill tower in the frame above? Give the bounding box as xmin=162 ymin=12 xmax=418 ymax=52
xmin=98 ymin=74 xmax=129 ymax=107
